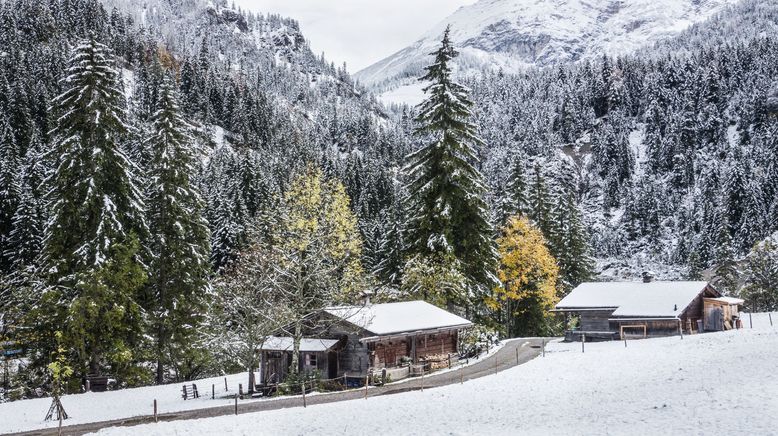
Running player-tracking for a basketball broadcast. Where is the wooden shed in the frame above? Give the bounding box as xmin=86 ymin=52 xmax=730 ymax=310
xmin=553 ymin=279 xmax=741 ymax=341
xmin=258 ymin=301 xmax=472 ymax=383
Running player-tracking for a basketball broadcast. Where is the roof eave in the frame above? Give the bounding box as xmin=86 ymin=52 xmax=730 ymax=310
xmin=358 ymin=323 xmax=473 ymax=343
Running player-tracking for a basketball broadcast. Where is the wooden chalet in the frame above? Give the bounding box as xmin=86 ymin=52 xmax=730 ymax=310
xmin=554 ymin=277 xmax=744 ymax=341
xmin=258 ymin=301 xmax=472 ymax=384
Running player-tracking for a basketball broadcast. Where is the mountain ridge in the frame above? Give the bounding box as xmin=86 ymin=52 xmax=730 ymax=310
xmin=357 ymin=0 xmax=741 ymax=104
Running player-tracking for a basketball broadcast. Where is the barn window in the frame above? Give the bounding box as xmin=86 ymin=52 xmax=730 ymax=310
xmin=305 ymin=353 xmax=317 ymax=367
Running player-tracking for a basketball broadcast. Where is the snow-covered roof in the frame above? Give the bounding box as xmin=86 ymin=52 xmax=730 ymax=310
xmin=705 ymin=297 xmax=745 ymax=305
xmin=556 ymin=281 xmax=715 ymax=318
xmin=324 ymin=301 xmax=472 ymax=336
xmin=259 ymin=337 xmax=340 ymax=352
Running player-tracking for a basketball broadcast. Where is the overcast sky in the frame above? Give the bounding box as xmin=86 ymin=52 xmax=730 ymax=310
xmin=233 ymin=0 xmax=477 ymax=73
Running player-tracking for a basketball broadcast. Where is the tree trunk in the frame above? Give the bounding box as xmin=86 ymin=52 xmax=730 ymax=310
xmin=248 ymin=366 xmax=256 ymax=393
xmin=156 ymin=323 xmax=165 ymax=384
xmin=291 ymin=320 xmax=302 ymax=376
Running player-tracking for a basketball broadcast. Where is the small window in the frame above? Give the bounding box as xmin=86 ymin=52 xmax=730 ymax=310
xmin=305 ymin=353 xmax=317 ymax=367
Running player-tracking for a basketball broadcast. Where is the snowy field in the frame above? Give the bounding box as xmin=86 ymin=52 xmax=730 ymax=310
xmin=2 ymin=314 xmax=776 ymax=435
xmin=0 ymin=342 xmax=503 ymax=434
xmin=86 ymin=313 xmax=776 ymax=436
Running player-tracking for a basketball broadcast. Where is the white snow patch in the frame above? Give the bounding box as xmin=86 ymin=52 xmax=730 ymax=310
xmin=378 ymin=81 xmax=427 ymax=107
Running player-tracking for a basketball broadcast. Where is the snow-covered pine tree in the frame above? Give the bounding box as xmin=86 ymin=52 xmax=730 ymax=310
xmin=145 ymin=75 xmax=211 ymax=384
xmin=527 ymin=162 xmax=554 ymax=241
xmin=0 ymin=116 xmax=19 ymax=275
xmin=553 ymin=193 xmax=594 ymax=294
xmin=37 ymin=39 xmax=147 ymax=381
xmin=403 ymin=26 xmax=497 ymax=311
xmin=374 ymin=195 xmax=405 ymax=288
xmin=498 ymin=153 xmax=529 ymax=225
xmin=4 ymin=130 xmax=47 ymax=281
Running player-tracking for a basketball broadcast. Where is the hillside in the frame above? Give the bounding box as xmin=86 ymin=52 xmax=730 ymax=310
xmin=357 ymin=0 xmax=741 ymax=105
xmin=91 ymin=318 xmax=777 ymax=435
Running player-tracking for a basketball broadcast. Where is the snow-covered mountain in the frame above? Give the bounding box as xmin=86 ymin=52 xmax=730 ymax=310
xmin=357 ymin=0 xmax=741 ymax=104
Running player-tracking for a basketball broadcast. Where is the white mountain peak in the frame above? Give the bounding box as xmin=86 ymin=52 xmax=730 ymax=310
xmin=357 ymin=0 xmax=741 ymax=104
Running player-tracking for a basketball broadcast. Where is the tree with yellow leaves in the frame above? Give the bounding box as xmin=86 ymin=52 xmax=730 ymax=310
xmin=271 ymin=165 xmax=365 ymax=376
xmin=488 ymin=216 xmax=559 ymax=337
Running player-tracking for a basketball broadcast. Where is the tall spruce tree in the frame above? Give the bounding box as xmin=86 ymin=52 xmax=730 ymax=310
xmin=37 ymin=39 xmax=147 ymax=382
xmin=145 ymin=75 xmax=211 ymax=384
xmin=403 ymin=26 xmax=497 ymax=311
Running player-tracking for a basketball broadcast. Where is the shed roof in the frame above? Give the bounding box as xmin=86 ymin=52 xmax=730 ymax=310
xmin=259 ymin=336 xmax=340 ymax=352
xmin=324 ymin=300 xmax=472 ymax=336
xmin=705 ymin=296 xmax=745 ymax=305
xmin=555 ymin=281 xmax=715 ymax=318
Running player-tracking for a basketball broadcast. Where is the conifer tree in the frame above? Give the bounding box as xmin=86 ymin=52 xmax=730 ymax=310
xmin=499 ymin=153 xmax=529 ymax=224
xmin=403 ymin=26 xmax=497 ymax=310
xmin=0 ymin=117 xmax=19 ymax=274
xmin=145 ymin=75 xmax=211 ymax=384
xmin=36 ymin=39 xmax=147 ymax=382
xmin=553 ymin=194 xmax=595 ymax=294
xmin=528 ymin=162 xmax=554 ymax=239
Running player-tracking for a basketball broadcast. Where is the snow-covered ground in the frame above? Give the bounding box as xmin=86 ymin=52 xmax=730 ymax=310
xmin=83 ymin=314 xmax=776 ymax=436
xmin=0 ymin=341 xmax=504 ymax=434
xmin=2 ymin=315 xmax=775 ymax=434
xmin=0 ymin=371 xmax=257 ymax=434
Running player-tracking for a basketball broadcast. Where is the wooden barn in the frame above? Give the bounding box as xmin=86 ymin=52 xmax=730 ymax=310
xmin=258 ymin=301 xmax=472 ymax=384
xmin=554 ymin=278 xmax=744 ymax=341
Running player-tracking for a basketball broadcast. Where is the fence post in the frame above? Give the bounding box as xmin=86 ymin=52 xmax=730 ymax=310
xmin=542 ymin=339 xmax=545 ymax=357
xmin=153 ymin=399 xmax=157 ymax=423
xmin=460 ymin=368 xmax=464 ymax=384
xmin=624 ymin=337 xmax=627 ymax=348
xmin=364 ymin=375 xmax=369 ymax=399
xmin=770 ymin=313 xmax=773 ymax=327
xmin=234 ymin=395 xmax=238 ymax=415
xmin=750 ymin=312 xmax=753 ymax=329
xmin=516 ymin=347 xmax=519 ymax=365
xmin=212 ymin=384 xmax=215 ymax=399
xmin=420 ymin=367 xmax=424 ymax=392
xmin=224 ymin=377 xmax=228 ymax=391
xmin=581 ymin=334 xmax=585 ymax=353
xmin=679 ymin=320 xmax=683 ymax=340
xmin=239 ymin=383 xmax=243 ymax=397
xmin=302 ymin=381 xmax=307 ymax=408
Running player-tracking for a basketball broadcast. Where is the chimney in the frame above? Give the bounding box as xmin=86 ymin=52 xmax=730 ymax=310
xmin=642 ymin=271 xmax=655 ymax=283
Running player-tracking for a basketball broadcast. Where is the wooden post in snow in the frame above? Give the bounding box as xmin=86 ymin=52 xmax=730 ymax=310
xmin=770 ymin=313 xmax=773 ymax=326
xmin=581 ymin=334 xmax=585 ymax=353
xmin=678 ymin=320 xmax=683 ymax=340
xmin=302 ymin=381 xmax=307 ymax=407
xmin=212 ymin=384 xmax=215 ymax=399
xmin=420 ymin=367 xmax=424 ymax=392
xmin=153 ymin=399 xmax=157 ymax=423
xmin=234 ymin=395 xmax=238 ymax=415
xmin=542 ymin=339 xmax=545 ymax=357
xmin=749 ymin=312 xmax=753 ymax=329
xmin=364 ymin=375 xmax=369 ymax=399
xmin=224 ymin=377 xmax=228 ymax=391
